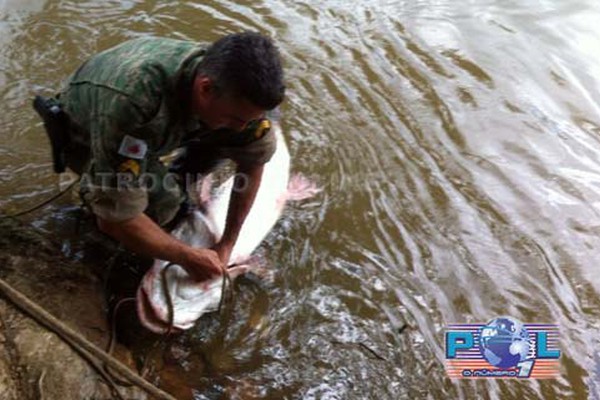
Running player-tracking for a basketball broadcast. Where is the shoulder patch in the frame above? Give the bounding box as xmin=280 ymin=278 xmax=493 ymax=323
xmin=118 ymin=159 xmax=141 ymax=176
xmin=118 ymin=135 xmax=148 ymax=160
xmin=254 ymin=119 xmax=271 ymax=139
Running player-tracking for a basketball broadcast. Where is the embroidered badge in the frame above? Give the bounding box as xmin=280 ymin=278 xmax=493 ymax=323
xmin=118 ymin=159 xmax=141 ymax=176
xmin=118 ymin=135 xmax=148 ymax=160
xmin=255 ymin=119 xmax=271 ymax=139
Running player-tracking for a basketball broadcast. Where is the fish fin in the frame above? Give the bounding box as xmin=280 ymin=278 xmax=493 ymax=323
xmin=285 ymin=173 xmax=321 ymax=201
xmin=227 ymin=265 xmax=251 ymax=279
xmin=229 ymin=254 xmax=268 ymax=270
xmin=228 ymin=255 xmax=274 ymax=283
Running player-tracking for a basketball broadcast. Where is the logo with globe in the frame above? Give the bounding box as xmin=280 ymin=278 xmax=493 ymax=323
xmin=445 ymin=316 xmax=561 ymax=379
xmin=479 ymin=317 xmax=531 ymax=369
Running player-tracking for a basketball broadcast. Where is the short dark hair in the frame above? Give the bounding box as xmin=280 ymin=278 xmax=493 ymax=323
xmin=197 ymin=32 xmax=285 ymax=110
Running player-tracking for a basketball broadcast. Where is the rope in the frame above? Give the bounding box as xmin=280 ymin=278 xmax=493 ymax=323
xmin=161 ymin=263 xmax=177 ymax=335
xmin=2 ymin=180 xmax=77 ymax=218
xmin=159 ymin=260 xmax=234 ymax=335
xmin=0 ymin=277 xmax=178 ymax=400
xmin=218 ymin=262 xmax=234 ymax=313
xmin=104 ymin=297 xmax=136 ymax=388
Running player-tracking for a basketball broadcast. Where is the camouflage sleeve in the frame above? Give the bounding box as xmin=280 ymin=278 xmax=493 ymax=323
xmin=83 ymin=91 xmax=155 ymax=222
xmin=220 ymin=120 xmax=278 ymax=168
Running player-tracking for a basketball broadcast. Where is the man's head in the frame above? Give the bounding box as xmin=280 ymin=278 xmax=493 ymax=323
xmin=191 ymin=32 xmax=285 ymax=131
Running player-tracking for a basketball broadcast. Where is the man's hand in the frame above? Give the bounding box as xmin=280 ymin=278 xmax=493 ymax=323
xmin=97 ymin=213 xmax=224 ymax=282
xmin=179 ymin=247 xmax=224 ymax=281
xmin=97 ymin=161 xmax=264 ymax=282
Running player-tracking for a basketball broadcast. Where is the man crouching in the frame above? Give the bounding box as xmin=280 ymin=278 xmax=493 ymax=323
xmin=41 ymin=32 xmax=285 ymax=283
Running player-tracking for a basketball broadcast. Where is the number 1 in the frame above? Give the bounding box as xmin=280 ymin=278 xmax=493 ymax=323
xmin=517 ymin=360 xmax=535 ymax=378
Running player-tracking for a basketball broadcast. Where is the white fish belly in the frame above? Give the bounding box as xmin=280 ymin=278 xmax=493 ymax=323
xmin=137 ymin=123 xmax=291 ymax=332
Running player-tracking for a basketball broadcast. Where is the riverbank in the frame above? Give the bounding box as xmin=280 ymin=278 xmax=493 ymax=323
xmin=0 ymin=216 xmax=148 ymax=399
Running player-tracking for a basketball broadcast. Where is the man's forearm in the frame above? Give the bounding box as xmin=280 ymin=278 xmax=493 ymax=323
xmin=97 ymin=213 xmax=223 ymax=281
xmin=97 ymin=213 xmax=189 ymax=265
xmin=216 ymin=164 xmax=264 ymax=260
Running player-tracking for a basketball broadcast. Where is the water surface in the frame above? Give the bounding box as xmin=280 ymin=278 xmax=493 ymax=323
xmin=1 ymin=0 xmax=600 ymax=398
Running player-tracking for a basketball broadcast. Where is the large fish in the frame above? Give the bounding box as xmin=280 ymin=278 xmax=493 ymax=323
xmin=136 ymin=123 xmax=318 ymax=334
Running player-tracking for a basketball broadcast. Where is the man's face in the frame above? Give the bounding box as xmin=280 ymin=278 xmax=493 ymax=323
xmin=191 ymin=76 xmax=266 ymax=132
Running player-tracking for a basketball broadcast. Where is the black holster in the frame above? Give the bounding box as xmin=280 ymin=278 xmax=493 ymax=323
xmin=32 ymin=95 xmax=70 ymax=173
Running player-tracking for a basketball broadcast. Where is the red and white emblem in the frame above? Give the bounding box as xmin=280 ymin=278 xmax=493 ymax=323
xmin=118 ymin=135 xmax=148 ymax=160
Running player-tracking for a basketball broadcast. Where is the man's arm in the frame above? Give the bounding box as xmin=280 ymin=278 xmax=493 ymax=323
xmin=97 ymin=213 xmax=223 ymax=282
xmin=212 ymin=164 xmax=264 ymax=264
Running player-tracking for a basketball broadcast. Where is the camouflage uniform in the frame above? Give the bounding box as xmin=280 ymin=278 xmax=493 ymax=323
xmin=58 ymin=37 xmax=277 ymax=226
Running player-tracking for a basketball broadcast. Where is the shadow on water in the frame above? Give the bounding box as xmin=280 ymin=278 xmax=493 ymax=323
xmin=2 ymin=0 xmax=600 ymax=398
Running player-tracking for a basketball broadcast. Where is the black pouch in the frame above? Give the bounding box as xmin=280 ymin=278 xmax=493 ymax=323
xmin=32 ymin=95 xmax=70 ymax=173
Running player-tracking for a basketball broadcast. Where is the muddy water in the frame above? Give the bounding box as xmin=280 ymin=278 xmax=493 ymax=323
xmin=2 ymin=0 xmax=600 ymax=399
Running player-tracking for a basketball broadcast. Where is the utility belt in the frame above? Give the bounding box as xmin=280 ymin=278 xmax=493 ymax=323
xmin=32 ymin=95 xmax=71 ymax=173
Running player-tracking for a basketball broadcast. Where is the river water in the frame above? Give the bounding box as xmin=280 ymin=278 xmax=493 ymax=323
xmin=1 ymin=0 xmax=600 ymax=399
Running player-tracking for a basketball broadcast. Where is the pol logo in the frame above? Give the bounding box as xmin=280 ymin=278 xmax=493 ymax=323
xmin=445 ymin=316 xmax=560 ymax=379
